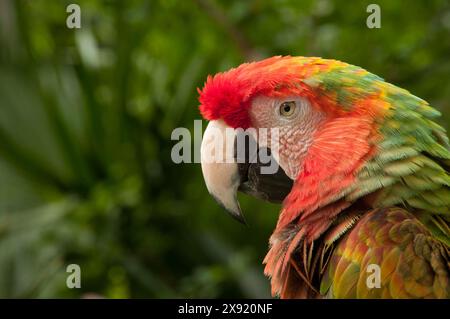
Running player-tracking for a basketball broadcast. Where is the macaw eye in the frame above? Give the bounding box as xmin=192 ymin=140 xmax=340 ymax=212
xmin=279 ymin=101 xmax=296 ymax=117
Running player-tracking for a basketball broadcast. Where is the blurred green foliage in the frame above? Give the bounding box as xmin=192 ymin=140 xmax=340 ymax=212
xmin=0 ymin=0 xmax=449 ymax=298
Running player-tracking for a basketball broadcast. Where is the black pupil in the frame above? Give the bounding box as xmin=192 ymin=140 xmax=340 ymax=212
xmin=284 ymin=104 xmax=291 ymax=112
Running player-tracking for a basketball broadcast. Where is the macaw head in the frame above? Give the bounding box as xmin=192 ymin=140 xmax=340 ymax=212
xmin=198 ymin=56 xmax=446 ymax=235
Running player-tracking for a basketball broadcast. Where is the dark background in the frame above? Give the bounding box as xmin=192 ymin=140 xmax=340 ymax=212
xmin=0 ymin=0 xmax=449 ymax=298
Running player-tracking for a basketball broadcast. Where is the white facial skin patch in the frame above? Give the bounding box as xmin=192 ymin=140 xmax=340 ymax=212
xmin=249 ymin=96 xmax=327 ymax=180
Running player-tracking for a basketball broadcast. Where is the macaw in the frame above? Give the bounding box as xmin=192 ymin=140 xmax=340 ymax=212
xmin=198 ymin=56 xmax=450 ymax=298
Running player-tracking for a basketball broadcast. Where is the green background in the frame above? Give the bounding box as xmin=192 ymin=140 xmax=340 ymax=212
xmin=0 ymin=0 xmax=449 ymax=298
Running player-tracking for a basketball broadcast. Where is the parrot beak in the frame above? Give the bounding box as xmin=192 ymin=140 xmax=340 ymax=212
xmin=200 ymin=120 xmax=246 ymax=224
xmin=200 ymin=120 xmax=294 ymax=225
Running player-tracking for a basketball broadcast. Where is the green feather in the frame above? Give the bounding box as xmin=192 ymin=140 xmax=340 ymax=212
xmin=402 ymin=175 xmax=443 ymax=191
xmin=384 ymin=158 xmax=422 ymax=176
xmin=347 ymin=176 xmax=396 ymax=201
xmin=376 ymin=146 xmax=419 ymax=164
xmin=407 ymin=197 xmax=450 ymax=215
